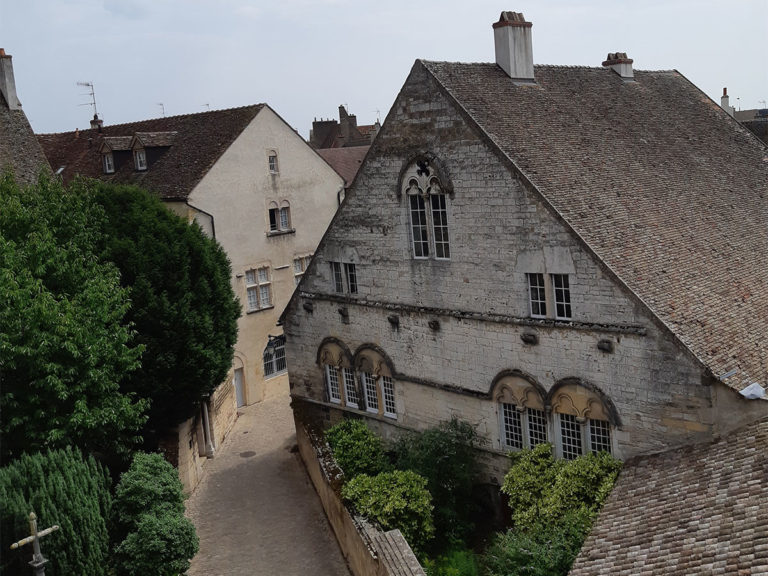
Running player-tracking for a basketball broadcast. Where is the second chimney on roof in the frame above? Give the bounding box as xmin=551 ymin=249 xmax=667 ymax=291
xmin=0 ymin=48 xmax=21 ymax=110
xmin=602 ymin=52 xmax=634 ymax=80
xmin=720 ymin=87 xmax=735 ymax=117
xmin=493 ymin=11 xmax=534 ymax=82
xmin=90 ymin=113 xmax=103 ymax=132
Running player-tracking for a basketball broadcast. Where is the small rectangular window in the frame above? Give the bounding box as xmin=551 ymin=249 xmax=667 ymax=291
xmin=344 ymin=263 xmax=358 ymax=294
xmin=342 ymin=368 xmax=359 ymax=408
xmin=526 ymin=408 xmax=548 ymax=447
xmin=502 ymin=403 xmax=523 ymax=449
xmin=134 ymin=149 xmax=147 ymax=171
xmin=325 ymin=365 xmax=341 ymax=404
xmin=409 ymin=194 xmax=430 ymax=258
xmin=552 ymin=274 xmax=572 ymax=320
xmin=279 ymin=207 xmax=290 ymax=230
xmin=588 ymin=419 xmax=611 ymax=454
xmin=293 ymin=255 xmax=311 ymax=286
xmin=269 ymin=154 xmax=279 ymax=173
xmin=331 ymin=262 xmax=344 ymax=293
xmin=559 ymin=413 xmax=583 ymax=460
xmin=269 ymin=208 xmax=278 ymax=232
xmin=528 ymin=273 xmax=547 ymax=318
xmin=430 ymin=194 xmax=450 ymax=259
xmin=382 ymin=376 xmax=396 ymax=418
xmin=245 ymin=266 xmax=272 ymax=312
xmin=363 ymin=373 xmax=379 ymax=413
xmin=103 ymin=153 xmax=115 ymax=174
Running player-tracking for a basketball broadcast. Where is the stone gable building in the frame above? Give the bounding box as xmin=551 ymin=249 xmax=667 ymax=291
xmin=40 ymin=103 xmax=344 ymax=489
xmin=281 ymin=11 xmax=767 ymax=482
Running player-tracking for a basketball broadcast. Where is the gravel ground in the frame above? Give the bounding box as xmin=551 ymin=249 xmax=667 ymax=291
xmin=186 ymin=380 xmax=350 ymax=576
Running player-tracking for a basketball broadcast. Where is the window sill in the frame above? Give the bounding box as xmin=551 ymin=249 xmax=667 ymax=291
xmin=264 ymin=369 xmax=287 ymax=380
xmin=267 ymin=229 xmax=295 ymax=237
xmin=246 ymin=305 xmax=275 ymax=315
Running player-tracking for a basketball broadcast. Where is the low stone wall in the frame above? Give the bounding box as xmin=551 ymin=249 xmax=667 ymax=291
xmin=294 ymin=413 xmax=425 ymax=576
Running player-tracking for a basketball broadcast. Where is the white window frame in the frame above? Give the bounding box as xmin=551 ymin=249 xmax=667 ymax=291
xmin=381 ymin=376 xmax=397 ymax=419
xmin=263 ymin=335 xmax=286 ymax=378
xmin=325 ymin=364 xmax=342 ymax=404
xmin=134 ymin=148 xmax=147 ymax=171
xmin=500 ymin=404 xmax=549 ymax=451
xmin=245 ymin=266 xmax=272 ymax=312
xmin=528 ymin=273 xmax=547 ymax=318
xmin=342 ymin=367 xmax=359 ymax=408
xmin=343 ymin=263 xmax=358 ymax=294
xmin=103 ymin=152 xmax=115 ymax=174
xmin=330 ymin=261 xmax=344 ymax=293
xmin=404 ymin=170 xmax=451 ymax=261
xmin=552 ymin=274 xmax=572 ymax=320
xmin=556 ymin=412 xmax=584 ymax=460
xmin=587 ymin=418 xmax=612 ymax=454
xmin=362 ymin=372 xmax=379 ymax=414
xmin=268 ymin=152 xmax=279 ymax=174
xmin=293 ymin=254 xmax=312 ymax=286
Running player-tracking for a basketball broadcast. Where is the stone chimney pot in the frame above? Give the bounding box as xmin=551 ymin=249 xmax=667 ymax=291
xmin=602 ymin=52 xmax=634 ymax=80
xmin=493 ymin=11 xmax=535 ymax=82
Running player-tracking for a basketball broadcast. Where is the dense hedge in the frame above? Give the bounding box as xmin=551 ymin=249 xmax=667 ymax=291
xmin=325 ymin=419 xmax=387 ymax=478
xmin=0 ymin=447 xmax=112 ymax=576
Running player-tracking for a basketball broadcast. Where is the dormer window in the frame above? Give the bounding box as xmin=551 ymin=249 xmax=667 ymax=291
xmin=134 ymin=149 xmax=147 ymax=171
xmin=103 ymin=152 xmax=115 ymax=174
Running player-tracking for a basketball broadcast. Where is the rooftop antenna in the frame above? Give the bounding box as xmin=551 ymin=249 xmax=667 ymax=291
xmin=202 ymin=103 xmax=210 ymax=110
xmin=157 ymin=102 xmax=165 ymax=117
xmin=76 ymin=81 xmax=98 ymax=117
xmin=760 ymin=100 xmax=767 ymax=108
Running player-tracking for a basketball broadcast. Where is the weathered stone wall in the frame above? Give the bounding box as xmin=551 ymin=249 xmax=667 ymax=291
xmin=285 ymin=61 xmax=765 ymax=465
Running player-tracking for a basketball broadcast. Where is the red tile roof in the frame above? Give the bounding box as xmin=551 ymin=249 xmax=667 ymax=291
xmin=38 ymin=105 xmax=264 ymax=199
xmin=570 ymin=417 xmax=768 ymax=575
xmin=423 ymin=61 xmax=768 ymax=394
xmin=317 ymin=146 xmax=369 ymax=187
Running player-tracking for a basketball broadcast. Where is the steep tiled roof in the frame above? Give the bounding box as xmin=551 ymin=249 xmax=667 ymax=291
xmin=423 ymin=61 xmax=768 ymax=393
xmin=570 ymin=417 xmax=768 ymax=575
xmin=38 ymin=105 xmax=264 ymax=199
xmin=0 ymin=91 xmax=50 ymax=185
xmin=317 ymin=145 xmax=369 ymax=187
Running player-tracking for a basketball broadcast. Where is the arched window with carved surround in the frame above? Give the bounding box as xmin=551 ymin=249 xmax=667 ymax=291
xmin=317 ymin=339 xmax=358 ymax=408
xmin=401 ymin=157 xmax=451 ymax=260
xmin=493 ymin=372 xmax=548 ymax=451
xmin=354 ymin=346 xmax=397 ymax=419
xmin=549 ymin=379 xmax=617 ymax=459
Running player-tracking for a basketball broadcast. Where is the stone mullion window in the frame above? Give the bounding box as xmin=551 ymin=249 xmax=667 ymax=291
xmin=558 ymin=413 xmax=583 ymax=460
xmin=552 ymin=274 xmax=572 ymax=319
xmin=430 ymin=193 xmax=450 ymax=259
xmin=409 ymin=194 xmax=430 ymax=258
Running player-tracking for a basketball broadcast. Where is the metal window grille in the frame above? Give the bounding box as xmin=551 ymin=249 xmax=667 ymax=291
xmin=559 ymin=413 xmax=583 ymax=460
xmin=342 ymin=368 xmax=359 ymax=408
xmin=589 ymin=419 xmax=611 ymax=454
xmin=382 ymin=376 xmax=396 ymax=417
xmin=528 ymin=273 xmax=547 ymax=317
xmin=409 ymin=194 xmax=430 ymax=258
xmin=331 ymin=262 xmax=344 ymax=293
xmin=263 ymin=335 xmax=286 ymax=377
xmin=527 ymin=408 xmax=548 ymax=447
xmin=430 ymin=194 xmax=450 ymax=259
xmin=344 ymin=263 xmax=358 ymax=294
xmin=502 ymin=403 xmax=523 ymax=449
xmin=363 ymin=373 xmax=379 ymax=412
xmin=552 ymin=274 xmax=572 ymax=319
xmin=325 ymin=365 xmax=341 ymax=403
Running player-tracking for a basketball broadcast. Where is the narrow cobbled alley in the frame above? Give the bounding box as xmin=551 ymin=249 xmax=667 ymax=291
xmin=186 ymin=381 xmax=350 ymax=576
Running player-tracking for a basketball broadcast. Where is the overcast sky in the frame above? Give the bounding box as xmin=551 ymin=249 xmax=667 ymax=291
xmin=2 ymin=0 xmax=766 ymax=137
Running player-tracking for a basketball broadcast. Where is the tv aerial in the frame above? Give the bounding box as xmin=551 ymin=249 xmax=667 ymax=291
xmin=77 ymin=81 xmax=98 ymax=117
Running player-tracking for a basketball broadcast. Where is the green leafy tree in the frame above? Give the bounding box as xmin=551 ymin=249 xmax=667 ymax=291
xmin=394 ymin=418 xmax=480 ymax=545
xmin=500 ymin=443 xmax=563 ymax=528
xmin=342 ymin=470 xmax=434 ymax=555
xmin=91 ymin=184 xmax=240 ymax=445
xmin=326 ymin=419 xmax=388 ymax=478
xmin=0 ymin=173 xmax=146 ymax=461
xmin=111 ymin=452 xmax=198 ymax=576
xmin=0 ymin=447 xmax=112 ymax=576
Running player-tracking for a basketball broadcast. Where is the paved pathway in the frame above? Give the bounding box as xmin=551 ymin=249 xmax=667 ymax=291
xmin=186 ymin=380 xmax=350 ymax=576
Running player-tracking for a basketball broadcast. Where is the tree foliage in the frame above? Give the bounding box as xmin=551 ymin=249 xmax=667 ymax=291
xmin=91 ymin=184 xmax=240 ymax=440
xmin=326 ymin=419 xmax=388 ymax=478
xmin=0 ymin=173 xmax=146 ymax=461
xmin=393 ymin=418 xmax=480 ymax=545
xmin=342 ymin=470 xmax=434 ymax=555
xmin=0 ymin=447 xmax=112 ymax=576
xmin=111 ymin=452 xmax=198 ymax=576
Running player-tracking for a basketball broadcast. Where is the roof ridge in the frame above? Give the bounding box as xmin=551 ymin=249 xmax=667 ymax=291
xmin=420 ymin=59 xmax=676 ymax=73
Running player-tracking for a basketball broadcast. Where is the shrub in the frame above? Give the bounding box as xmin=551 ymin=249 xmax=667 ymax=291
xmin=342 ymin=470 xmax=434 ymax=554
xmin=0 ymin=447 xmax=112 ymax=576
xmin=480 ymin=513 xmax=589 ymax=576
xmin=111 ymin=452 xmax=198 ymax=576
xmin=500 ymin=443 xmax=562 ymax=529
xmin=393 ymin=418 xmax=480 ymax=545
xmin=326 ymin=419 xmax=387 ymax=478
xmin=423 ymin=546 xmax=479 ymax=576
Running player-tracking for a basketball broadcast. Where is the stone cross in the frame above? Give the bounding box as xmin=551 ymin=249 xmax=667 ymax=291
xmin=9 ymin=512 xmax=59 ymax=576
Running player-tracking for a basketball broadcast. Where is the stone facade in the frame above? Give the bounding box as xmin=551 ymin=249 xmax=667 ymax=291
xmin=283 ymin=61 xmax=766 ymax=483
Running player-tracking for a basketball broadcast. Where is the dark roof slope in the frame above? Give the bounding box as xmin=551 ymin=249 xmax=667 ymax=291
xmin=0 ymin=92 xmax=50 ymax=184
xmin=38 ymin=105 xmax=264 ymax=199
xmin=570 ymin=417 xmax=768 ymax=575
xmin=423 ymin=61 xmax=768 ymax=393
xmin=317 ymin=145 xmax=369 ymax=187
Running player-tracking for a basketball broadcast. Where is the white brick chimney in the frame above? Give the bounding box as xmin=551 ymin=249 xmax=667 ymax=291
xmin=602 ymin=52 xmax=634 ymax=80
xmin=493 ymin=11 xmax=534 ymax=82
xmin=0 ymin=48 xmax=21 ymax=110
xmin=720 ymin=87 xmax=735 ymax=117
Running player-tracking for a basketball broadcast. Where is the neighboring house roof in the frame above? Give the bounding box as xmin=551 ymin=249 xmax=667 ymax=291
xmin=317 ymin=145 xmax=369 ymax=187
xmin=0 ymin=91 xmax=50 ymax=184
xmin=420 ymin=61 xmax=768 ymax=393
xmin=570 ymin=417 xmax=768 ymax=575
xmin=38 ymin=104 xmax=264 ymax=199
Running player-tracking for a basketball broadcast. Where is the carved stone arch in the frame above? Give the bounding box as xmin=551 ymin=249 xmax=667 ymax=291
xmin=490 ymin=369 xmax=546 ymax=411
xmin=315 ymin=337 xmax=353 ymax=369
xmin=352 ymin=343 xmax=395 ymax=377
xmin=547 ymin=377 xmax=622 ymax=427
xmin=396 ymin=152 xmax=454 ymax=199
